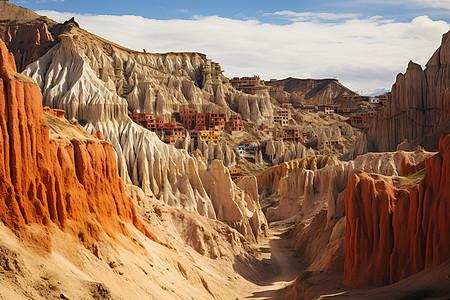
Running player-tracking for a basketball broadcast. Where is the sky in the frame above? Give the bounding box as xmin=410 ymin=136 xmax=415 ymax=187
xmin=10 ymin=0 xmax=450 ymax=95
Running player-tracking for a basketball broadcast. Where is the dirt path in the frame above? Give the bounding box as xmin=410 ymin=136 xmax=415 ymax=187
xmin=245 ymin=223 xmax=305 ymax=299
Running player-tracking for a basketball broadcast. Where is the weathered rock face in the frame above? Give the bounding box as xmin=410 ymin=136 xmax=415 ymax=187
xmin=367 ymin=31 xmax=450 ymax=152
xmin=17 ymin=27 xmax=272 ymax=215
xmin=256 ymin=156 xmax=335 ymax=196
xmin=0 ymin=39 xmax=158 ymax=245
xmin=22 ymin=32 xmax=219 ymax=219
xmin=265 ymin=140 xmax=309 ymax=166
xmin=0 ymin=1 xmax=77 ymax=72
xmin=1 ymin=22 xmax=55 ymax=72
xmin=0 ymin=0 xmax=41 ymax=24
xmin=0 ymin=8 xmax=270 ymax=245
xmin=268 ymin=150 xmax=433 ymax=223
xmin=186 ymin=139 xmax=237 ymax=168
xmin=400 ymin=155 xmax=426 ymax=176
xmin=265 ymin=77 xmax=358 ymax=106
xmin=344 ymin=132 xmax=450 ymax=288
xmin=198 ymin=160 xmax=267 ymax=243
xmin=1 ymin=10 xmax=274 ymax=125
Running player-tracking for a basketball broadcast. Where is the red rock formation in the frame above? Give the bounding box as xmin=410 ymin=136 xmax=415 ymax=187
xmin=1 ymin=23 xmax=55 ymax=72
xmin=43 ymin=106 xmax=65 ymax=119
xmin=399 ymin=155 xmax=426 ymax=176
xmin=0 ymin=39 xmax=159 ymax=246
xmin=0 ymin=1 xmax=81 ymax=72
xmin=368 ymin=31 xmax=450 ymax=152
xmin=344 ymin=132 xmax=450 ymax=288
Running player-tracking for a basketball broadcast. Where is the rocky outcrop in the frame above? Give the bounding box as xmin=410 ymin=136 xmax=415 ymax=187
xmin=17 ymin=26 xmax=271 ymax=215
xmin=265 ymin=77 xmax=358 ymax=106
xmin=367 ymin=30 xmax=450 ymax=152
xmin=4 ymin=16 xmax=274 ymax=124
xmin=400 ymin=155 xmax=426 ymax=176
xmin=0 ymin=1 xmax=79 ymax=72
xmin=256 ymin=156 xmax=334 ymax=196
xmin=187 ymin=139 xmax=237 ymax=168
xmin=0 ymin=39 xmax=159 ymax=246
xmin=266 ymin=124 xmax=354 ymax=164
xmin=22 ymin=32 xmax=219 ymax=219
xmin=265 ymin=140 xmax=309 ymax=166
xmin=344 ymin=132 xmax=450 ymax=288
xmin=1 ymin=22 xmax=56 ymax=72
xmin=198 ymin=160 xmax=267 ymax=243
xmin=268 ymin=149 xmax=433 ymax=223
xmin=0 ymin=0 xmax=41 ymax=23
xmin=0 ymin=6 xmax=271 ymax=245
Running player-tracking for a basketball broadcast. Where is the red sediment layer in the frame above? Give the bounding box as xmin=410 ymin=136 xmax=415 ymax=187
xmin=344 ymin=132 xmax=450 ymax=287
xmin=0 ymin=39 xmax=160 ymax=247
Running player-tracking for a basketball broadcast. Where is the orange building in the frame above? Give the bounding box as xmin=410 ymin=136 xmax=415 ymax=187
xmin=155 ymin=117 xmax=164 ymax=129
xmin=350 ymin=111 xmax=375 ymax=128
xmin=130 ymin=113 xmax=158 ymax=131
xmin=162 ymin=123 xmax=186 ymax=142
xmin=282 ymin=128 xmax=303 ymax=143
xmin=163 ymin=136 xmax=176 ymax=145
xmin=227 ymin=115 xmax=243 ymax=132
xmin=379 ymin=94 xmax=391 ymax=105
xmin=229 ymin=169 xmax=244 ymax=181
xmin=180 ymin=108 xmax=197 ymax=130
xmin=210 ymin=113 xmax=226 ymax=132
xmin=274 ymin=108 xmax=289 ymax=126
xmin=195 ymin=113 xmax=210 ymax=130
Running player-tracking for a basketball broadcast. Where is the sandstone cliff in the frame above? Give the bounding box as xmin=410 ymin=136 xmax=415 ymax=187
xmin=367 ymin=31 xmax=450 ymax=152
xmin=192 ymin=154 xmax=267 ymax=243
xmin=18 ymin=29 xmax=271 ymax=215
xmin=0 ymin=3 xmax=271 ymax=244
xmin=1 ymin=4 xmax=274 ymax=125
xmin=0 ymin=1 xmax=72 ymax=72
xmin=0 ymin=38 xmax=159 ymax=246
xmin=344 ymin=132 xmax=450 ymax=288
xmin=257 ymin=155 xmax=334 ymax=196
xmin=266 ymin=149 xmax=432 ymax=223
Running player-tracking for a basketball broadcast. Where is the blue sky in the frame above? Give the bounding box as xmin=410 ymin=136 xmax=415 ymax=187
xmin=10 ymin=0 xmax=450 ymax=94
xmin=13 ymin=0 xmax=450 ymax=22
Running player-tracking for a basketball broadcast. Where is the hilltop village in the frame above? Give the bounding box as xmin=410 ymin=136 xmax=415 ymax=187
xmin=129 ymin=75 xmax=391 ymax=180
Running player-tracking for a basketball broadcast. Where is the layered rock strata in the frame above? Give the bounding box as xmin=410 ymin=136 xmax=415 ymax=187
xmin=0 ymin=39 xmax=158 ymax=245
xmin=344 ymin=132 xmax=450 ymax=287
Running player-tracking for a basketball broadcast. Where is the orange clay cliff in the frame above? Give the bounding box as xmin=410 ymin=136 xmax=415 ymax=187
xmin=0 ymin=38 xmax=160 ymax=247
xmin=344 ymin=132 xmax=450 ymax=288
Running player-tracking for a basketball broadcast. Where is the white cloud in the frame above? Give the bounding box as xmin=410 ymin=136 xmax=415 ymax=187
xmin=36 ymin=10 xmax=449 ymax=92
xmin=265 ymin=11 xmax=362 ymax=21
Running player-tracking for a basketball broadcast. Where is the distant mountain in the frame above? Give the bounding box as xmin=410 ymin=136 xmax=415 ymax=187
xmin=356 ymin=88 xmax=390 ymax=97
xmin=265 ymin=77 xmax=358 ymax=106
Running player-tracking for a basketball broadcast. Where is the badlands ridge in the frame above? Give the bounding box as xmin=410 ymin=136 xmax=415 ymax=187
xmin=0 ymin=1 xmax=449 ymax=299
